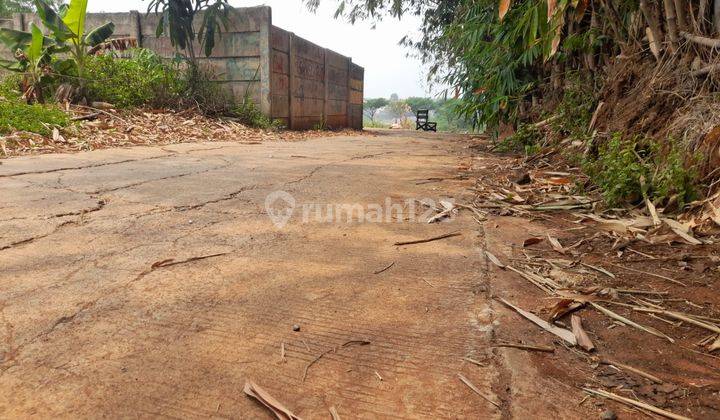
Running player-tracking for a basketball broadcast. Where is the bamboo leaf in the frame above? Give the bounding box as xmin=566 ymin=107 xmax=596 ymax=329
xmin=499 ymin=0 xmax=512 ymax=21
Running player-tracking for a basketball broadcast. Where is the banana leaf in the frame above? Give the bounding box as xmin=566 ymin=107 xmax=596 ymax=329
xmin=27 ymin=24 xmax=44 ymax=64
xmin=0 ymin=59 xmax=24 ymax=72
xmin=63 ymin=0 xmax=89 ymax=42
xmin=0 ymin=28 xmax=32 ymax=51
xmin=83 ymin=22 xmax=115 ymax=47
xmin=34 ymin=0 xmax=74 ymax=42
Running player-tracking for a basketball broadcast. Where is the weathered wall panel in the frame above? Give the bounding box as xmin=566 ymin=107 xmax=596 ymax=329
xmin=141 ymin=32 xmax=261 ymax=58
xmin=348 ymin=63 xmax=364 ymax=129
xmin=269 ymin=25 xmax=363 ymax=130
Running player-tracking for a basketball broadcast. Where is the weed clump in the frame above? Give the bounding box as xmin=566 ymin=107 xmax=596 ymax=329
xmin=231 ymin=97 xmax=282 ymax=129
xmin=0 ymin=99 xmax=69 ymax=136
xmin=584 ymin=133 xmax=698 ymax=208
xmin=496 ymin=123 xmax=543 ymax=155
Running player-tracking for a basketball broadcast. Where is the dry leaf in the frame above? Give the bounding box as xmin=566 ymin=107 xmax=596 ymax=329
xmin=523 ymin=237 xmax=544 ymax=247
xmin=549 ymin=299 xmax=584 ymax=321
xmin=662 ymin=218 xmax=703 ymax=245
xmin=571 ymin=315 xmax=595 ymax=352
xmin=499 ymin=0 xmax=512 ymax=21
xmin=499 ymin=298 xmax=577 ymax=346
xmin=485 ymin=251 xmax=506 ymax=269
xmin=547 ymin=234 xmax=566 ymax=254
xmin=709 ymin=335 xmax=720 ymax=352
xmin=244 ymin=381 xmax=301 ymax=420
xmin=646 ymin=199 xmax=661 ymax=226
xmin=547 ymin=177 xmax=571 ymax=185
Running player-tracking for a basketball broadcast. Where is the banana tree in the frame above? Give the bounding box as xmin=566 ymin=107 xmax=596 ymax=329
xmin=0 ymin=23 xmax=68 ymax=102
xmin=148 ymin=0 xmax=231 ymax=61
xmin=33 ymin=0 xmax=115 ymax=94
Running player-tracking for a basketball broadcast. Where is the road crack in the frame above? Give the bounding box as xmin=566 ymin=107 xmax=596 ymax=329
xmin=0 ymin=154 xmax=176 ymax=178
xmin=174 ymin=185 xmax=262 ymax=211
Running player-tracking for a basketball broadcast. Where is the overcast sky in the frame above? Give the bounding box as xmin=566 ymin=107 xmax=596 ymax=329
xmin=87 ymin=0 xmax=442 ymax=99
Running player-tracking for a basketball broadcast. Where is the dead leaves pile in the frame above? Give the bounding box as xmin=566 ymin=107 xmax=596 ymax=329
xmin=477 ymin=152 xmax=720 ymax=416
xmin=0 ymin=106 xmax=359 ymax=158
xmin=472 ymin=157 xmax=711 ymax=250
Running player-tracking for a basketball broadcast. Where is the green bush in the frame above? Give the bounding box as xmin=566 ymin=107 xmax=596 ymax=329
xmin=84 ymin=49 xmax=185 ymax=108
xmin=231 ymin=95 xmax=282 ymax=129
xmin=496 ymin=123 xmax=542 ymax=155
xmin=552 ymin=73 xmax=597 ymax=142
xmin=0 ymin=95 xmax=69 ymax=136
xmin=584 ymin=134 xmax=648 ymax=206
xmin=0 ymin=75 xmax=22 ymax=100
xmin=584 ymin=134 xmax=698 ymax=208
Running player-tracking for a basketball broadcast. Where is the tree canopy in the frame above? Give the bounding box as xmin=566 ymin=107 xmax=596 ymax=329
xmin=0 ymin=0 xmax=63 ymax=17
xmin=308 ymin=0 xmax=720 ymax=133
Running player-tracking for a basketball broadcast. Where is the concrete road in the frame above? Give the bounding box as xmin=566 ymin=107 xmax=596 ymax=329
xmin=1 ymin=131 xmax=537 ymax=418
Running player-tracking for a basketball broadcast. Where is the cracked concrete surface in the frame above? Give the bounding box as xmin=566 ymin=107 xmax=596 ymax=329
xmin=0 ymin=131 xmax=523 ymax=418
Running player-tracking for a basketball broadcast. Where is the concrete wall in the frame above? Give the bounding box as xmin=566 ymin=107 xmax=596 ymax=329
xmin=270 ymin=26 xmax=363 ymax=130
xmin=1 ymin=7 xmax=363 ymax=130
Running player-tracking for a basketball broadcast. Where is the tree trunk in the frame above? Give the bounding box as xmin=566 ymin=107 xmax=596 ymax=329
xmin=663 ymin=0 xmax=679 ymax=49
xmin=599 ymin=0 xmax=629 ymax=52
xmin=698 ymin=0 xmax=708 ymax=33
xmin=674 ymin=0 xmax=688 ymax=30
xmin=640 ymin=0 xmax=665 ymax=59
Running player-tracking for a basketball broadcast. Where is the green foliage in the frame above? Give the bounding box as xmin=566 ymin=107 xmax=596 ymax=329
xmin=405 ymin=96 xmax=437 ymax=113
xmin=0 ymin=0 xmax=63 ymax=17
xmin=434 ymin=98 xmax=471 ymax=132
xmin=148 ymin=0 xmax=230 ymax=60
xmin=652 ymin=142 xmax=700 ymax=210
xmin=386 ymin=98 xmax=410 ymax=119
xmin=0 ymin=91 xmax=69 ymax=135
xmin=584 ymin=134 xmax=699 ymax=208
xmin=183 ymin=64 xmax=237 ymax=115
xmin=0 ymin=74 xmax=22 ymax=99
xmin=309 ymin=0 xmax=622 ymax=131
xmin=496 ymin=123 xmax=542 ymax=154
xmin=84 ymin=49 xmax=184 ymax=108
xmin=231 ymin=98 xmax=282 ymax=129
xmin=363 ymin=97 xmax=388 ymax=122
xmin=584 ymin=134 xmax=649 ymax=206
xmin=551 ymin=73 xmax=597 ymax=142
xmin=0 ymin=22 xmax=69 ymax=103
xmin=32 ymin=0 xmax=115 ymax=93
